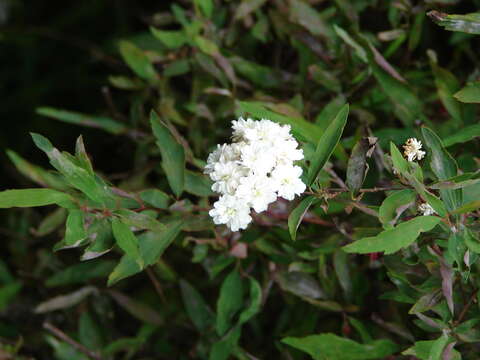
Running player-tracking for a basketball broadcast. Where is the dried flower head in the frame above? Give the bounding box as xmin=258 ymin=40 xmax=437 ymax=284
xmin=205 ymin=118 xmax=306 ymax=231
xmin=403 ymin=138 xmax=426 ymax=162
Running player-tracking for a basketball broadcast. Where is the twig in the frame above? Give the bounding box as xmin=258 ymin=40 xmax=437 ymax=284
xmin=146 ymin=267 xmax=167 ymax=303
xmin=456 ymin=289 xmax=478 ymax=325
xmin=43 ymin=322 xmax=102 ymax=360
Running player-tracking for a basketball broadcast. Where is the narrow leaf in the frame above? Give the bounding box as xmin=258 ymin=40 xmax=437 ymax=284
xmin=216 ymin=270 xmax=243 ymax=336
xmin=111 ymin=218 xmax=143 ymax=268
xmin=150 ymin=111 xmax=185 ymax=197
xmin=288 ymin=196 xmax=317 ymax=241
xmin=0 ymin=189 xmax=70 ymax=208
xmin=307 ymin=104 xmax=349 ymax=185
xmin=282 ymin=333 xmax=398 ymax=360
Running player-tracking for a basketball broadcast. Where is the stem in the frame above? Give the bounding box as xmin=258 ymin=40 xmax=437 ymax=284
xmin=43 ymin=322 xmax=102 ymax=360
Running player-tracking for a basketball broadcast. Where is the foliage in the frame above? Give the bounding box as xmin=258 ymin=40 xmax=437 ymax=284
xmin=2 ymin=1 xmax=480 ymax=359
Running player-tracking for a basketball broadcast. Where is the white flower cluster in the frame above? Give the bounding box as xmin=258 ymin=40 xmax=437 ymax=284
xmin=205 ymin=118 xmax=306 ymax=231
xmin=418 ymin=202 xmax=436 ymax=216
xmin=403 ymin=138 xmax=426 ymax=162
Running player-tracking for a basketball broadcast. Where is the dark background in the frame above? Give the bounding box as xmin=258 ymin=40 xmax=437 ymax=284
xmin=0 ymin=0 xmax=173 ymax=188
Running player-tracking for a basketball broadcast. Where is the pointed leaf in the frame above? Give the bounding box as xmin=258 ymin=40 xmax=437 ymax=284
xmin=307 ymin=104 xmax=349 ymax=185
xmin=216 ymin=270 xmax=243 ymax=336
xmin=282 ymin=333 xmax=398 ymax=360
xmin=343 ymin=216 xmax=441 ymax=254
xmin=288 ymin=196 xmax=317 ymax=240
xmin=150 ymin=111 xmax=185 ymax=197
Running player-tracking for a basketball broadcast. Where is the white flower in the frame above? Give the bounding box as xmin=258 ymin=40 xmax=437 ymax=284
xmin=210 ymin=161 xmax=247 ymax=195
xmin=418 ymin=202 xmax=436 ymax=216
xmin=403 ymin=138 xmax=426 ymax=162
xmin=274 ymin=140 xmax=304 ymax=165
xmin=206 ymin=117 xmax=306 ymax=231
xmin=209 ymin=195 xmax=252 ymax=231
xmin=236 ymin=175 xmax=277 ymax=213
xmin=240 ymin=142 xmax=276 ymax=175
xmin=271 ymin=165 xmax=306 ymax=201
xmin=231 ymin=117 xmax=257 ymax=141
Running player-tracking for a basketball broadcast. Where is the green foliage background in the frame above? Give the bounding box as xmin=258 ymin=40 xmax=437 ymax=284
xmin=1 ymin=0 xmax=480 ymax=359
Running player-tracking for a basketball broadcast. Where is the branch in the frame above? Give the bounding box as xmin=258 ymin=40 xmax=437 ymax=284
xmin=43 ymin=322 xmax=102 ymax=360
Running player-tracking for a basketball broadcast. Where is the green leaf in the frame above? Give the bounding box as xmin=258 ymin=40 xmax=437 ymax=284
xmin=36 ymin=107 xmax=127 ymax=135
xmin=107 ymin=255 xmax=140 ymax=286
xmin=108 ymin=221 xmax=183 ymax=285
xmin=454 ymin=82 xmax=480 ymax=103
xmin=236 ymin=101 xmax=322 ymax=144
xmin=421 ymin=127 xmax=462 ymax=211
xmin=31 ymin=133 xmax=114 ymax=205
xmin=209 ymin=326 xmax=242 ymax=360
xmin=371 ymin=64 xmax=424 ymax=127
xmin=428 ymin=10 xmax=480 ymax=35
xmin=464 ymin=229 xmax=480 ymax=254
xmin=288 ymin=196 xmax=317 ymax=241
xmin=315 ymin=96 xmax=346 ymax=130
xmin=194 ymin=35 xmax=219 ymax=56
xmin=443 ymin=124 xmax=480 ymax=147
xmin=282 ymin=333 xmax=398 ymax=360
xmin=6 ymin=150 xmax=69 ymax=190
xmin=237 ymin=277 xmax=262 ymax=326
xmin=307 ymin=104 xmax=349 ymax=185
xmin=118 ymin=41 xmax=158 ymax=82
xmin=452 ymin=200 xmax=480 ymax=215
xmin=308 ymin=64 xmax=342 ymax=93
xmin=428 ymin=333 xmax=453 ymax=360
xmin=216 ymin=269 xmax=243 ymax=336
xmin=35 ymin=207 xmax=67 ymax=236
xmin=61 ymin=209 xmax=87 ymax=248
xmin=164 ymin=59 xmax=191 ymax=77
xmin=289 ymin=0 xmax=331 ymax=37
xmin=0 ymin=188 xmax=70 ymax=208
xmin=115 ymin=209 xmax=166 ymax=233
xmin=333 ymin=250 xmax=352 ymax=300
xmin=179 ymin=279 xmax=215 ymax=332
xmin=150 ymin=27 xmax=188 ymax=49
xmin=346 ymin=138 xmax=369 ymax=194
xmin=139 ymin=189 xmax=170 ymax=209
xmin=428 ymin=50 xmax=463 ymax=125
xmin=75 ymin=136 xmax=94 ymax=175
xmin=78 ymin=311 xmax=104 ymax=350
xmin=343 ymin=216 xmax=441 ymax=254
xmin=195 ymin=0 xmax=213 ymax=18
xmin=379 ymin=190 xmax=416 ymax=228
xmin=46 ymin=260 xmax=115 ymax=287
xmin=230 ymin=56 xmax=279 ymax=88
xmin=185 ymin=170 xmax=214 ymax=197
xmin=403 ymin=339 xmax=461 ymax=360
xmin=111 ymin=218 xmax=143 ymax=268
xmin=150 ymin=111 xmax=185 ymax=197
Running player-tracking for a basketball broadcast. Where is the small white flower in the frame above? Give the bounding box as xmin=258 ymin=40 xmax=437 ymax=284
xmin=418 ymin=202 xmax=436 ymax=216
xmin=231 ymin=117 xmax=257 ymax=141
xmin=271 ymin=165 xmax=306 ymax=201
xmin=210 ymin=161 xmax=247 ymax=195
xmin=209 ymin=195 xmax=252 ymax=231
xmin=236 ymin=175 xmax=277 ymax=213
xmin=403 ymin=138 xmax=426 ymax=162
xmin=240 ymin=143 xmax=276 ymax=175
